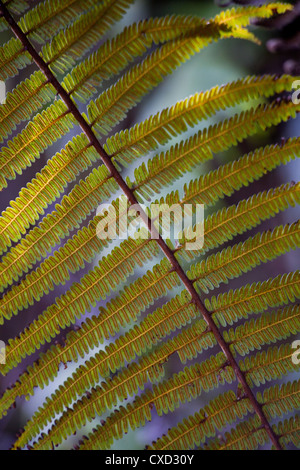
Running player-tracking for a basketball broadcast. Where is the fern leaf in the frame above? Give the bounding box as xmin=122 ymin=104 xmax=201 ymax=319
xmin=0 ymin=71 xmax=56 ymax=143
xmin=0 ymin=0 xmax=29 ymax=32
xmin=18 ymin=0 xmax=98 ymax=43
xmin=225 ymin=305 xmax=300 ymax=356
xmin=0 ymin=101 xmax=76 ymax=196
xmin=0 ymin=135 xmax=100 ymax=270
xmin=206 ymin=388 xmax=300 ymax=450
xmin=0 ymin=0 xmax=298 ymax=452
xmin=204 ymin=414 xmax=268 ymax=450
xmin=241 ymin=343 xmax=300 ymax=387
xmin=0 ymin=264 xmax=176 ymax=418
xmin=63 ymin=15 xmax=210 ymax=103
xmin=12 ymin=310 xmax=213 ymax=449
xmin=88 ymin=10 xmax=279 ymax=137
xmin=41 ymin=0 xmax=135 ymax=75
xmin=130 ymin=78 xmax=298 ymax=199
xmin=207 ymin=271 xmax=300 ymax=327
xmin=96 ymin=289 xmax=195 ymax=377
xmin=149 ymin=391 xmax=253 ymax=450
xmin=274 ymin=415 xmax=300 ymax=449
xmin=177 ymin=182 xmax=300 ymax=260
xmin=35 ymin=351 xmax=231 ymax=450
xmin=3 ymin=0 xmax=29 ymax=14
xmin=0 ymin=0 xmax=135 ymax=136
xmin=214 ymin=4 xmax=293 ymax=29
xmin=0 ymin=290 xmax=192 ymax=421
xmin=0 ymin=36 xmax=32 ymax=81
xmin=206 ymin=381 xmax=300 ymax=450
xmin=0 ymin=0 xmax=97 ymax=80
xmin=0 ymin=166 xmax=116 ymax=287
xmin=180 ymin=138 xmax=300 ymax=209
xmin=189 ymin=222 xmax=300 ymax=293
xmin=75 ymin=353 xmax=234 ymax=451
xmin=0 ymin=216 xmax=113 ymax=322
xmin=106 ymin=85 xmax=300 ymax=167
xmin=88 ymin=33 xmax=220 ymax=137
xmin=202 ymin=384 xmax=300 ymax=449
xmin=2 ymin=0 xmax=28 ymax=16
xmin=258 ymin=380 xmax=300 ymax=421
xmin=2 ymin=236 xmax=159 ymax=374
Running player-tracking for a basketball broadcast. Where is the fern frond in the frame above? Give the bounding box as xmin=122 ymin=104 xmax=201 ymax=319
xmin=5 ymin=291 xmax=290 ymax=425
xmin=97 ymin=259 xmax=179 ymax=339
xmin=88 ymin=11 xmax=285 ymax=138
xmin=214 ymin=4 xmax=293 ymax=29
xmin=34 ymin=351 xmax=230 ymax=450
xmin=189 ymin=222 xmax=300 ymax=293
xmin=0 ymin=0 xmax=298 ymax=452
xmin=88 ymin=34 xmax=220 ymax=137
xmin=3 ymin=0 xmax=28 ymax=14
xmin=0 ymin=0 xmax=96 ymax=80
xmin=206 ymin=271 xmax=300 ymax=327
xmin=0 ymin=0 xmax=28 ymax=31
xmin=0 ymin=71 xmax=56 ymax=143
xmin=75 ymin=353 xmax=234 ymax=451
xmin=0 ymin=216 xmax=113 ymax=322
xmin=205 ymin=380 xmax=300 ymax=450
xmin=0 ymin=262 xmax=181 ymax=423
xmin=30 ymin=300 xmax=298 ymax=450
xmin=200 ymin=383 xmax=300 ymax=450
xmin=204 ymin=414 xmax=268 ymax=450
xmin=149 ymin=391 xmax=253 ymax=450
xmin=96 ymin=293 xmax=194 ymax=379
xmin=12 ymin=312 xmax=214 ymax=449
xmin=258 ymin=380 xmax=300 ymax=420
xmin=107 ymin=80 xmax=300 ymax=167
xmin=0 ymin=166 xmax=117 ymax=286
xmin=0 ymin=0 xmax=135 ymax=135
xmin=0 ymin=101 xmax=76 ymax=196
xmin=160 ymin=381 xmax=299 ymax=451
xmin=0 ymin=290 xmax=192 ymax=421
xmin=3 ymin=235 xmax=159 ymax=374
xmin=18 ymin=0 xmax=98 ymax=43
xmin=41 ymin=0 xmax=135 ymax=75
xmin=225 ymin=305 xmax=300 ymax=356
xmin=2 ymin=0 xmax=28 ymax=14
xmin=180 ymin=138 xmax=300 ymax=209
xmin=130 ymin=79 xmax=298 ymax=199
xmin=0 ymin=135 xmax=100 ymax=271
xmin=241 ymin=343 xmax=300 ymax=387
xmin=0 ymin=36 xmax=31 ymax=81
xmin=63 ymin=15 xmax=210 ymax=103
xmin=177 ymin=183 xmax=300 ymax=260
xmin=274 ymin=415 xmax=300 ymax=449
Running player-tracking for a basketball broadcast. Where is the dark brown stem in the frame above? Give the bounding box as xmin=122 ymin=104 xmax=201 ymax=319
xmin=0 ymin=1 xmax=282 ymax=450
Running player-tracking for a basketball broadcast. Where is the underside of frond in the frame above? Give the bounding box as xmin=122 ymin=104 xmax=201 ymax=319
xmin=0 ymin=0 xmax=299 ymax=452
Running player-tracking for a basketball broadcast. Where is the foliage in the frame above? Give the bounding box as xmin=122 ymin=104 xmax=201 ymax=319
xmin=0 ymin=0 xmax=299 ymax=450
